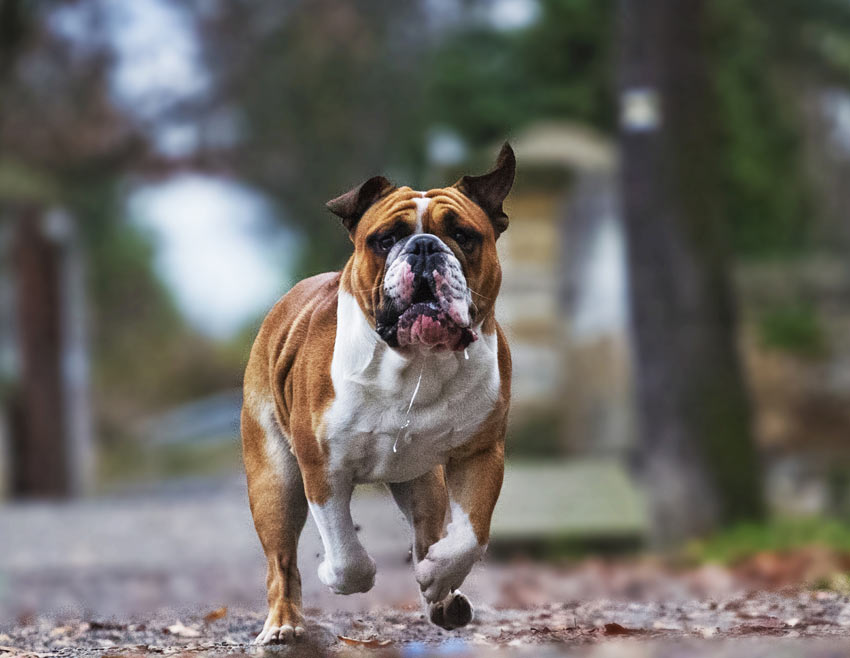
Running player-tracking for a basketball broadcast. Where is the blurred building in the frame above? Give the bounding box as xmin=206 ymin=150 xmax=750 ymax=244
xmin=483 ymin=120 xmax=850 ymax=522
xmin=490 ymin=122 xmax=633 ymax=457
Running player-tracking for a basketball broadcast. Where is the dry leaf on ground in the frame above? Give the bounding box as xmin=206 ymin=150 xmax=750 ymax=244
xmin=337 ymin=635 xmax=392 ymax=648
xmin=202 ymin=607 xmax=227 ymax=624
xmin=602 ymin=622 xmax=642 ymax=636
xmin=164 ymin=622 xmax=201 ymax=638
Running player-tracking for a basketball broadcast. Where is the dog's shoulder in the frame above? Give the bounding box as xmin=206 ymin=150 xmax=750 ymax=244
xmin=268 ymin=271 xmax=339 ymax=331
xmin=253 ymin=272 xmax=338 ymax=355
xmin=245 ymin=272 xmax=340 ymax=427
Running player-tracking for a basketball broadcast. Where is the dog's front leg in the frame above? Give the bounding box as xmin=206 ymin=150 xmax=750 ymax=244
xmin=415 ymin=441 xmax=505 ymax=604
xmin=390 ymin=469 xmax=474 ymax=630
xmin=306 ymin=476 xmax=376 ymax=595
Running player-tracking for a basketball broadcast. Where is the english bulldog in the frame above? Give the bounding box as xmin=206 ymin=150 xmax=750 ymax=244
xmin=241 ymin=144 xmax=515 ymax=644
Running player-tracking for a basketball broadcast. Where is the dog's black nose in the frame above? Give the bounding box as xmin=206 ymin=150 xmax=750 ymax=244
xmin=407 ymin=234 xmax=444 ymax=257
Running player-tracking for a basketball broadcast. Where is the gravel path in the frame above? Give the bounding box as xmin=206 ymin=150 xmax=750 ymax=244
xmin=3 ymin=476 xmax=850 ymax=656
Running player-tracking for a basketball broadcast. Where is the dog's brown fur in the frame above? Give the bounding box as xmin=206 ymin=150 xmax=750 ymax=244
xmin=242 ymin=146 xmax=514 ymax=639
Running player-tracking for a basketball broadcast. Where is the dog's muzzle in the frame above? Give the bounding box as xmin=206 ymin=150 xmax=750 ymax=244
xmin=377 ymin=234 xmax=476 ymax=351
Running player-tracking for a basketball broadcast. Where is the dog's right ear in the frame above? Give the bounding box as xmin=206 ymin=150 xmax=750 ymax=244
xmin=326 ymin=176 xmax=395 ymax=233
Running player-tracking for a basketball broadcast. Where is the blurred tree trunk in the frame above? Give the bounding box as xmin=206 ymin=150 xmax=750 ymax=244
xmin=617 ymin=0 xmax=764 ymax=544
xmin=11 ymin=210 xmax=72 ymax=497
xmin=5 ymin=208 xmax=93 ymax=499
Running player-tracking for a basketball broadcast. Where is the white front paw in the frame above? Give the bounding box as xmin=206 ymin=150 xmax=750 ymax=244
xmin=318 ymin=554 xmax=376 ymax=595
xmin=415 ymin=536 xmax=483 ymax=603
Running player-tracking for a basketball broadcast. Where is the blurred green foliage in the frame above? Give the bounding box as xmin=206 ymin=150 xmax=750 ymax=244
xmin=72 ymin=181 xmax=242 ymax=438
xmin=0 ymin=1 xmax=240 ymax=443
xmin=505 ymin=410 xmax=563 ymax=458
xmin=189 ymin=0 xmax=850 ymax=275
xmin=424 ymin=0 xmax=615 ymax=143
xmin=758 ymin=302 xmax=826 ymax=357
xmin=98 ymin=436 xmax=240 ymax=491
xmin=686 ymin=517 xmax=850 ymax=564
xmin=709 ymin=0 xmax=811 ymax=256
xmin=201 ymin=0 xmax=431 ymax=276
xmin=5 ymin=0 xmax=850 ymax=451
xmin=424 ymin=0 xmax=850 ymax=258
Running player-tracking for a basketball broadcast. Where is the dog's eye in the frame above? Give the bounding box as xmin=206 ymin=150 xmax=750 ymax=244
xmin=453 ymin=229 xmax=475 ymax=252
xmin=376 ymin=234 xmax=397 ymax=253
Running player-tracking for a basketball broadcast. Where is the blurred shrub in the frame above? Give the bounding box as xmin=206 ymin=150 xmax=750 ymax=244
xmin=507 ymin=410 xmax=563 ymax=458
xmin=425 ymin=0 xmax=615 ymax=142
xmin=710 ymin=0 xmax=812 ymax=257
xmin=426 ymin=0 xmax=850 ymax=258
xmin=757 ymin=302 xmax=826 ymax=357
xmin=686 ymin=517 xmax=850 ymax=564
xmin=98 ymin=437 xmax=241 ymax=490
xmin=73 ymin=183 xmax=244 ymax=441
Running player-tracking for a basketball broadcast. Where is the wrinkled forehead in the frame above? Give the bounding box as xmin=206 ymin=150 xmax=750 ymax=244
xmin=356 ymin=186 xmax=493 ymax=237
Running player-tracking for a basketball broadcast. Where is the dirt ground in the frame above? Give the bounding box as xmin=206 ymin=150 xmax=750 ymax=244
xmin=4 ymin=477 xmax=850 ymax=657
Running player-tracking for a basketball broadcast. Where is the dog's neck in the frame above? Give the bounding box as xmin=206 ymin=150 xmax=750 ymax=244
xmin=332 ymin=290 xmax=496 ymax=399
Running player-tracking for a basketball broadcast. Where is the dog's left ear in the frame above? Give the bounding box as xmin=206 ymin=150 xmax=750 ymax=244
xmin=326 ymin=176 xmax=395 ymax=233
xmin=453 ymin=142 xmax=515 ymax=235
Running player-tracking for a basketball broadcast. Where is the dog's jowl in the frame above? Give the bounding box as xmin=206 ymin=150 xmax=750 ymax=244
xmin=241 ymin=144 xmax=515 ymax=644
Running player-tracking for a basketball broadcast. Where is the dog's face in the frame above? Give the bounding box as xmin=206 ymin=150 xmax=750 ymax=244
xmin=328 ymin=144 xmax=515 ymax=352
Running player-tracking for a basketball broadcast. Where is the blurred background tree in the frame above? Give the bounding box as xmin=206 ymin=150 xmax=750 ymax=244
xmin=194 ymin=0 xmax=432 ymax=275
xmin=618 ymin=0 xmax=764 ymax=544
xmin=1 ymin=0 xmax=850 ymax=547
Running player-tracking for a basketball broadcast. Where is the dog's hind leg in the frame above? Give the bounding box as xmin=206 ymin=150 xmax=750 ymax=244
xmin=242 ymin=402 xmax=308 ymax=645
xmin=389 ymin=467 xmax=474 ymax=630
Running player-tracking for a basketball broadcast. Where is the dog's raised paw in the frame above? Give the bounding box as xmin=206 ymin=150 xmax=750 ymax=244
xmin=429 ymin=590 xmax=474 ymax=630
xmin=415 ymin=537 xmax=482 ymax=603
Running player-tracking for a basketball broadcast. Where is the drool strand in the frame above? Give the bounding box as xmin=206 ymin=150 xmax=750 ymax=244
xmin=393 ymin=361 xmax=425 ymax=453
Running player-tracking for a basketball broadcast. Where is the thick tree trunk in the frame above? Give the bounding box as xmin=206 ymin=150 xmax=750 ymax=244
xmin=11 ymin=208 xmax=71 ymax=496
xmin=8 ymin=209 xmax=92 ymax=498
xmin=618 ymin=0 xmax=764 ymax=544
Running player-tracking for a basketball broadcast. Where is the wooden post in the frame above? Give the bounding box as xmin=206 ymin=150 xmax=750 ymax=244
xmin=0 ymin=220 xmax=13 ymax=498
xmin=7 ymin=207 xmax=93 ymax=498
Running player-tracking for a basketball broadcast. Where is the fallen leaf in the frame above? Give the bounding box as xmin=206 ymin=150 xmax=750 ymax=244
xmin=202 ymin=607 xmax=227 ymax=624
xmin=337 ymin=635 xmax=392 ymax=648
xmin=165 ymin=622 xmax=201 ymax=638
xmin=603 ymin=622 xmax=641 ymax=636
xmin=87 ymin=621 xmax=127 ymax=631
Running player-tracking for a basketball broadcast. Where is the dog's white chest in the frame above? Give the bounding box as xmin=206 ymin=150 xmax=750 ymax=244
xmin=323 ymin=293 xmax=500 ymax=483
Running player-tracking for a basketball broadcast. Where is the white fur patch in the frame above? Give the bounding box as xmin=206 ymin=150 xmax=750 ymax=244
xmin=415 ymin=501 xmax=484 ymax=603
xmin=246 ymin=391 xmax=293 ymax=476
xmin=322 ymin=291 xmax=500 ymax=484
xmin=412 ymin=192 xmax=430 ymax=233
xmin=309 ymin=494 xmax=376 ymax=594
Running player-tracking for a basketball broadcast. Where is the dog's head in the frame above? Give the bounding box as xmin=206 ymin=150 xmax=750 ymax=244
xmin=328 ymin=144 xmax=514 ymax=352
